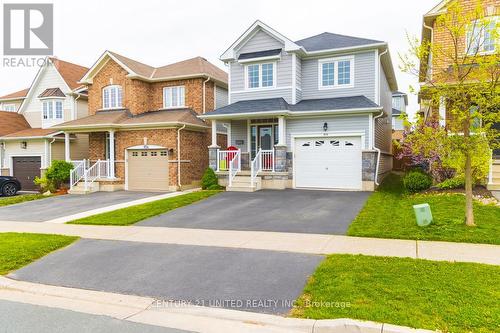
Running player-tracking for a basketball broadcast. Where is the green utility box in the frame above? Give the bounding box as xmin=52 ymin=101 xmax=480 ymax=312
xmin=413 ymin=203 xmax=433 ymax=227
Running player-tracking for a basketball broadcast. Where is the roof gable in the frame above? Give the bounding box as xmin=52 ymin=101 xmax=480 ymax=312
xmin=0 ymin=88 xmax=29 ymax=101
xmin=0 ymin=111 xmax=30 ymax=136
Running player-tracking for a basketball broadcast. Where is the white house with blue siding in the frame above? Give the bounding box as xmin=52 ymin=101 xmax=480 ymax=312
xmin=200 ymin=20 xmax=398 ymax=192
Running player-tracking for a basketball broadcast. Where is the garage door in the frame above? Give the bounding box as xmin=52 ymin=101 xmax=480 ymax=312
xmin=13 ymin=156 xmax=41 ymax=191
xmin=294 ymin=137 xmax=362 ymax=190
xmin=127 ymin=149 xmax=169 ymax=191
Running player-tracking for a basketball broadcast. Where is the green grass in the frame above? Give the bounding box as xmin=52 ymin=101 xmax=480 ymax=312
xmin=292 ymin=255 xmax=500 ymax=332
xmin=0 ymin=194 xmax=49 ymax=207
xmin=68 ymin=190 xmax=221 ymax=226
xmin=347 ymin=173 xmax=500 ymax=244
xmin=0 ymin=233 xmax=78 ymax=275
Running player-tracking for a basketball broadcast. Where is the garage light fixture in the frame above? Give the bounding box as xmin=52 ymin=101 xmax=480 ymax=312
xmin=20 ymin=141 xmax=27 ymax=149
xmin=323 ymin=122 xmax=328 ymax=132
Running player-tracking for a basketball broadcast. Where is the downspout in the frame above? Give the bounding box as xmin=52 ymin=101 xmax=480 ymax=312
xmin=202 ymin=77 xmax=210 ymax=114
xmin=176 ymin=124 xmax=186 ymax=189
xmin=423 ymin=21 xmax=434 ymax=80
xmin=373 ymin=49 xmax=388 ymax=186
xmin=73 ymin=93 xmax=81 ymax=120
xmin=48 ymin=138 xmax=56 ymax=168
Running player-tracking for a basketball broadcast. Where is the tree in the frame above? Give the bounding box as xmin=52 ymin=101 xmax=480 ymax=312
xmin=400 ymin=0 xmax=499 ymax=226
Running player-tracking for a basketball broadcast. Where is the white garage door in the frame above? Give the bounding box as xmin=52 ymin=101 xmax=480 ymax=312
xmin=294 ymin=137 xmax=362 ymax=190
xmin=127 ymin=149 xmax=170 ymax=191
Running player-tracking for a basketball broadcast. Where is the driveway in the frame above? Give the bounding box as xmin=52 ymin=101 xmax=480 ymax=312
xmin=0 ymin=191 xmax=159 ymax=222
xmin=9 ymin=239 xmax=323 ymax=314
xmin=138 ymin=189 xmax=370 ymax=234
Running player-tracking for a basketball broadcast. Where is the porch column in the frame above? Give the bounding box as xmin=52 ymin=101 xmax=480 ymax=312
xmin=277 ymin=116 xmax=286 ymax=146
xmin=274 ymin=116 xmax=287 ymax=172
xmin=64 ymin=132 xmax=71 ymax=162
xmin=109 ymin=130 xmax=116 ymax=178
xmin=225 ymin=122 xmax=231 ymax=148
xmin=439 ymin=96 xmax=446 ymax=127
xmin=210 ymin=120 xmax=218 ymax=148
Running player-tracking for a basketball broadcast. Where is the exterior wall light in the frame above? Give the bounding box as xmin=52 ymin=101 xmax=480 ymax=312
xmin=323 ymin=122 xmax=328 ymax=132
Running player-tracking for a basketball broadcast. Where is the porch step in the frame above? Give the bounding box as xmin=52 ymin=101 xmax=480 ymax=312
xmin=68 ymin=182 xmax=100 ymax=195
xmin=227 ymin=185 xmax=259 ymax=192
xmin=227 ymin=175 xmax=261 ymax=192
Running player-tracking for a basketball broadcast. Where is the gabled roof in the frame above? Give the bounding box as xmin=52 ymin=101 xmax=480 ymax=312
xmin=0 ymin=88 xmax=30 ymax=101
xmin=80 ymin=51 xmax=228 ymax=86
xmin=38 ymin=87 xmax=65 ymax=98
xmin=1 ymin=128 xmax=59 ymax=139
xmin=0 ymin=111 xmax=30 ymax=136
xmin=295 ymin=32 xmax=383 ymax=52
xmin=424 ymin=0 xmax=452 ymax=18
xmin=49 ymin=58 xmax=89 ymax=90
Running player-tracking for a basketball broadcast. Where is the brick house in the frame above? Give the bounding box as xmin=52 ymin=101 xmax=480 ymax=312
xmin=54 ymin=51 xmax=228 ymax=193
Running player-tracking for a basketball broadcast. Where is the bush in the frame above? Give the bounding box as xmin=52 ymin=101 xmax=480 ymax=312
xmin=201 ymin=167 xmax=220 ymax=190
xmin=35 ymin=160 xmax=73 ymax=193
xmin=403 ymin=171 xmax=432 ymax=193
xmin=34 ymin=175 xmax=56 ymax=193
xmin=436 ymin=176 xmax=465 ymax=190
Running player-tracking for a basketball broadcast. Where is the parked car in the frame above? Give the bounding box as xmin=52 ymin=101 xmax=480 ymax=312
xmin=0 ymin=176 xmax=21 ymax=196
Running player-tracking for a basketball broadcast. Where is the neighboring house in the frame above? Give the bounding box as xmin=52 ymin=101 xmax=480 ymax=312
xmin=200 ymin=20 xmax=397 ymax=191
xmin=0 ymin=57 xmax=89 ymax=190
xmin=392 ymin=91 xmax=408 ymax=141
xmin=0 ymin=88 xmax=29 ymax=112
xmin=54 ymin=51 xmax=228 ymax=193
xmin=419 ymin=0 xmax=499 ymax=188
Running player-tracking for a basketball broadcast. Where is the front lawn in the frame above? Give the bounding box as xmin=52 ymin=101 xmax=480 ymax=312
xmin=0 ymin=233 xmax=78 ymax=275
xmin=292 ymin=255 xmax=500 ymax=332
xmin=347 ymin=173 xmax=500 ymax=244
xmin=0 ymin=194 xmax=49 ymax=207
xmin=68 ymin=190 xmax=221 ymax=226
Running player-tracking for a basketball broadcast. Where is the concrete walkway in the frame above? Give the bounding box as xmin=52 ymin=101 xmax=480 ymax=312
xmin=0 ymin=276 xmax=434 ymax=333
xmin=0 ymin=221 xmax=498 ymax=265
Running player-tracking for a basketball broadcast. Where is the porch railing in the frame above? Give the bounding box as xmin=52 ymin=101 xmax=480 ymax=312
xmin=70 ymin=160 xmax=86 ymax=189
xmin=70 ymin=159 xmax=111 ymax=191
xmin=250 ymin=149 xmax=262 ymax=188
xmin=217 ymin=149 xmax=239 ymax=171
xmin=228 ymin=150 xmax=241 ymax=187
xmin=261 ymin=149 xmax=274 ymax=172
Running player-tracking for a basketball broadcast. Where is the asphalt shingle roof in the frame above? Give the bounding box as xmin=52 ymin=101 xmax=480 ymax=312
xmin=295 ymin=32 xmax=383 ymax=52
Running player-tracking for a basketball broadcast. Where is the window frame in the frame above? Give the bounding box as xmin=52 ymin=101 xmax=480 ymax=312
xmin=318 ymin=56 xmax=355 ymax=90
xmin=2 ymin=104 xmax=16 ymax=112
xmin=466 ymin=17 xmax=499 ymax=55
xmin=42 ymin=99 xmax=64 ymax=120
xmin=244 ymin=62 xmax=277 ymax=90
xmin=163 ymin=85 xmax=186 ymax=109
xmin=102 ymin=85 xmax=123 ymax=110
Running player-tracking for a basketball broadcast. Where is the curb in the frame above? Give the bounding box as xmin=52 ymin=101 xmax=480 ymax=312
xmin=0 ymin=277 xmax=434 ymax=333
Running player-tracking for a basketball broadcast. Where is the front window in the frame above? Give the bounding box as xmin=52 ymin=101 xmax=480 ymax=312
xmin=319 ymin=57 xmax=354 ymax=88
xmin=246 ymin=62 xmax=275 ymax=89
xmin=42 ymin=100 xmax=63 ymax=120
xmin=2 ymin=104 xmax=16 ymax=112
xmin=467 ymin=17 xmax=498 ymax=55
xmin=102 ymin=85 xmax=123 ymax=109
xmin=163 ymin=86 xmax=185 ymax=108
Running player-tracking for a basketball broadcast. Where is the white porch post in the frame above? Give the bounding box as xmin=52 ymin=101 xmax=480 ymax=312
xmin=64 ymin=132 xmax=71 ymax=162
xmin=439 ymin=96 xmax=446 ymax=127
xmin=278 ymin=116 xmax=286 ymax=146
xmin=109 ymin=130 xmax=116 ymax=178
xmin=226 ymin=122 xmax=231 ymax=147
xmin=210 ymin=120 xmax=218 ymax=147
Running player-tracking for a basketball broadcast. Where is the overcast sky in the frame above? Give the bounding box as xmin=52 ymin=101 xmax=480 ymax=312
xmin=0 ymin=0 xmax=437 ymax=118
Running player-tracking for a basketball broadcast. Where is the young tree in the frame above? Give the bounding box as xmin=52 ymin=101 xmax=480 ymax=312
xmin=400 ymin=0 xmax=499 ymax=226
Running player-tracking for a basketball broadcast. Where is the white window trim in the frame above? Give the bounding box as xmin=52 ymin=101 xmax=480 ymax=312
xmin=42 ymin=99 xmax=64 ymax=121
xmin=2 ymin=103 xmax=16 ymax=112
xmin=466 ymin=17 xmax=498 ymax=56
xmin=163 ymin=86 xmax=186 ymax=109
xmin=102 ymin=85 xmax=123 ymax=110
xmin=244 ymin=61 xmax=277 ymax=91
xmin=318 ymin=56 xmax=355 ymax=90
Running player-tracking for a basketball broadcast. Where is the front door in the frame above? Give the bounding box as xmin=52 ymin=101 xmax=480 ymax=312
xmin=259 ymin=126 xmax=273 ymax=150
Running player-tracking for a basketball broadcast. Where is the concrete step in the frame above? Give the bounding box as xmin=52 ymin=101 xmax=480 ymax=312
xmin=487 ymin=183 xmax=500 ymax=191
xmin=227 ymin=185 xmax=258 ymax=192
xmin=68 ymin=182 xmax=99 ymax=195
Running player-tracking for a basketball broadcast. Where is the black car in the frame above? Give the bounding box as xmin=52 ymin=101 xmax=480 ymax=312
xmin=0 ymin=176 xmax=21 ymax=196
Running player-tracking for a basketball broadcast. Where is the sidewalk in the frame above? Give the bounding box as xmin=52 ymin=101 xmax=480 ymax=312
xmin=0 ymin=276 xmax=433 ymax=333
xmin=0 ymin=221 xmax=498 ymax=265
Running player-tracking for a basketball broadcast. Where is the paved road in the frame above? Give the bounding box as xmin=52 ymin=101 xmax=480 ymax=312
xmin=9 ymin=239 xmax=323 ymax=314
xmin=0 ymin=191 xmax=158 ymax=222
xmin=0 ymin=299 xmax=191 ymax=333
xmin=139 ymin=189 xmax=370 ymax=234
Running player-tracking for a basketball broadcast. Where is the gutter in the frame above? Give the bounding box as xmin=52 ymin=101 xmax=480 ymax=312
xmin=177 ymin=124 xmax=186 ymax=189
xmin=373 ymin=49 xmax=388 ymax=186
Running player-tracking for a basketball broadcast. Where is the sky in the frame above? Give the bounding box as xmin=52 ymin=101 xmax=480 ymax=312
xmin=0 ymin=0 xmax=438 ymax=119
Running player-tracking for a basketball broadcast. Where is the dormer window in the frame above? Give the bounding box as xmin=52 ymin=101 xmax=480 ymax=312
xmin=163 ymin=86 xmax=185 ymax=108
xmin=245 ymin=62 xmax=275 ymax=89
xmin=42 ymin=100 xmax=63 ymax=120
xmin=103 ymin=85 xmax=123 ymax=109
xmin=318 ymin=56 xmax=354 ymax=89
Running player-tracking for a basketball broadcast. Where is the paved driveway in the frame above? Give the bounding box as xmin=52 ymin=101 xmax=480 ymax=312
xmin=139 ymin=190 xmax=370 ymax=234
xmin=10 ymin=239 xmax=323 ymax=314
xmin=0 ymin=191 xmax=158 ymax=222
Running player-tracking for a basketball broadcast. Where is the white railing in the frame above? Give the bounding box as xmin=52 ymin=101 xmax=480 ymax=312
xmin=250 ymin=149 xmax=262 ymax=188
xmin=217 ymin=150 xmax=239 ymax=171
xmin=228 ymin=150 xmax=241 ymax=187
xmin=70 ymin=160 xmax=86 ymax=189
xmin=261 ymin=149 xmax=274 ymax=172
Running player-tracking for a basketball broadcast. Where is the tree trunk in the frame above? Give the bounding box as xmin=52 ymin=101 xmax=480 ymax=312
xmin=464 ymin=144 xmax=475 ymax=226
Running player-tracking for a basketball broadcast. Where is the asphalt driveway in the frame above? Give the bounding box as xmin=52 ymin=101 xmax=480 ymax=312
xmin=9 ymin=239 xmax=323 ymax=314
xmin=0 ymin=191 xmax=159 ymax=222
xmin=138 ymin=189 xmax=370 ymax=234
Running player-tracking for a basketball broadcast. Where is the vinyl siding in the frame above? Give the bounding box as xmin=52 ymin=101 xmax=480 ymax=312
xmin=238 ymin=30 xmax=283 ymax=54
xmin=230 ymin=120 xmax=247 ymax=152
xmin=4 ymin=139 xmax=47 ymax=172
xmin=375 ymin=66 xmax=393 ymax=154
xmin=76 ymin=98 xmax=89 ymax=119
xmin=215 ymin=85 xmax=228 ymax=109
xmin=286 ymin=115 xmax=370 ymax=149
xmin=300 ymin=51 xmax=376 ymax=101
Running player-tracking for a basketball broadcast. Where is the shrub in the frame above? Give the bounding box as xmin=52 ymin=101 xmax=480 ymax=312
xmin=436 ymin=176 xmax=465 ymax=190
xmin=207 ymin=184 xmax=223 ymax=190
xmin=34 ymin=175 xmax=56 ymax=193
xmin=35 ymin=160 xmax=74 ymax=193
xmin=201 ymin=167 xmax=220 ymax=190
xmin=403 ymin=171 xmax=432 ymax=193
